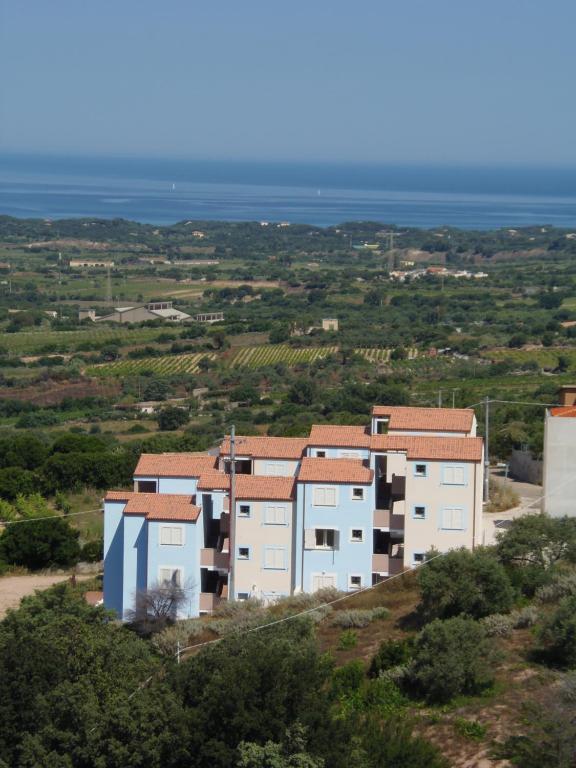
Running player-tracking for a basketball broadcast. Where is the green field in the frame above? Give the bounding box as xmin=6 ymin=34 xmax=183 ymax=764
xmin=1 ymin=327 xmax=174 ymax=355
xmin=229 ymin=345 xmax=339 ymax=368
xmin=88 ymin=352 xmax=216 ymax=377
xmin=486 ymin=346 xmax=576 ymax=368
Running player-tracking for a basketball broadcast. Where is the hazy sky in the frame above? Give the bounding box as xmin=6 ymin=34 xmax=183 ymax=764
xmin=1 ymin=0 xmax=575 ymax=165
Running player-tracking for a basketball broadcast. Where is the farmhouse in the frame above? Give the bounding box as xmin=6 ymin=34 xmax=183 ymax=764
xmin=104 ymin=405 xmax=483 ymax=618
xmin=93 ymin=301 xmax=192 ymax=324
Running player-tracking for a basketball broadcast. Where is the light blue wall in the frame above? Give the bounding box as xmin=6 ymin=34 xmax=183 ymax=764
xmin=299 ymin=482 xmax=373 ymax=592
xmin=147 ymin=518 xmax=202 ymax=618
xmin=158 ymin=477 xmax=198 ymax=495
xmin=122 ymin=514 xmax=147 ymax=620
xmin=103 ymin=501 xmax=125 ymax=616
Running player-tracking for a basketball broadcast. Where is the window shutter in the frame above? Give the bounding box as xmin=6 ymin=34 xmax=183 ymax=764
xmin=333 ymin=529 xmax=340 ymax=550
xmin=304 ymin=529 xmax=316 ymax=549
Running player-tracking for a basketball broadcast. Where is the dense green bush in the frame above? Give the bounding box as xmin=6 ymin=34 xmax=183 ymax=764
xmin=80 ymin=538 xmax=104 ymax=562
xmin=0 ymin=517 xmax=80 ymax=570
xmin=418 ymin=548 xmax=514 ymax=621
xmin=408 ymin=617 xmax=496 ymax=703
xmin=538 ymin=595 xmax=576 ymax=667
xmin=369 ymin=637 xmax=414 ymax=678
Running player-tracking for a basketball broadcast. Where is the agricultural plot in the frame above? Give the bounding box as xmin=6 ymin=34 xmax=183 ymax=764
xmin=2 ymin=327 xmax=170 ymax=355
xmin=487 ymin=347 xmax=576 ymax=368
xmin=229 ymin=345 xmax=339 ymax=368
xmin=88 ymin=352 xmax=216 ymax=377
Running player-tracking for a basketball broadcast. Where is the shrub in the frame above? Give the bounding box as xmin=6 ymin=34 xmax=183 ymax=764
xmin=510 ymin=605 xmax=539 ymax=628
xmin=80 ymin=538 xmax=103 ymax=562
xmin=331 ymin=607 xmax=389 ymax=629
xmin=418 ymin=547 xmax=514 ymax=621
xmin=453 ymin=717 xmax=487 ymax=741
xmin=338 ymin=630 xmax=358 ymax=650
xmin=535 ymin=572 xmax=576 ymax=603
xmin=152 ymin=619 xmax=207 ymax=656
xmin=481 ymin=613 xmax=513 ymax=637
xmin=0 ymin=517 xmax=80 ymax=570
xmin=369 ymin=637 xmax=414 ymax=678
xmin=408 ymin=617 xmax=496 ymax=703
xmin=537 ymin=595 xmax=576 ymax=667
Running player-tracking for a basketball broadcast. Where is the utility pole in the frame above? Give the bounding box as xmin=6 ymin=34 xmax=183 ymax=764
xmin=484 ymin=396 xmax=490 ymax=503
xmin=438 ymin=389 xmax=443 ymax=407
xmin=105 ymin=263 xmax=112 ymax=305
xmin=228 ymin=425 xmax=236 ymax=600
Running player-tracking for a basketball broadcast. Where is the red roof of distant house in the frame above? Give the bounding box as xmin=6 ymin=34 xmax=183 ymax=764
xmin=298 ymin=458 xmax=373 ymax=484
xmin=104 ymin=491 xmax=201 ymax=521
xmin=308 ymin=425 xmax=370 ymax=448
xmin=550 ymin=406 xmax=576 ymax=418
xmin=219 ymin=436 xmax=308 ymax=460
xmin=371 ymin=406 xmax=474 ymax=433
xmin=235 ymin=475 xmax=296 ymax=501
xmin=134 ymin=453 xmax=217 ymax=477
xmin=370 ymin=435 xmax=483 ymax=462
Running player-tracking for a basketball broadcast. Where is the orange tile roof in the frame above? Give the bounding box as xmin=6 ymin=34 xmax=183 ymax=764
xmin=197 ymin=471 xmax=230 ymax=491
xmin=371 ymin=406 xmax=474 ymax=433
xmin=298 ymin=457 xmax=373 ymax=484
xmin=370 ymin=435 xmax=483 ymax=462
xmin=219 ymin=436 xmax=308 ymax=460
xmin=134 ymin=452 xmax=217 ymax=477
xmin=235 ymin=475 xmax=295 ymax=501
xmin=308 ymin=425 xmax=370 ymax=448
xmin=104 ymin=491 xmax=201 ymax=521
xmin=550 ymin=406 xmax=576 ymax=418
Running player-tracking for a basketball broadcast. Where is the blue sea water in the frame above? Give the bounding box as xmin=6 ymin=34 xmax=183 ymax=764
xmin=1 ymin=154 xmax=576 ymax=230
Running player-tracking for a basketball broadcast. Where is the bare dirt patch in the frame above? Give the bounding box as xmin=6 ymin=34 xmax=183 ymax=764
xmin=0 ymin=573 xmax=91 ymax=618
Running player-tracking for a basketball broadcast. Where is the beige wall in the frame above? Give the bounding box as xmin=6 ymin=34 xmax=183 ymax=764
xmin=233 ymin=500 xmax=294 ymax=600
xmin=403 ymin=459 xmax=482 ymax=566
xmin=253 ymin=459 xmax=300 ymax=477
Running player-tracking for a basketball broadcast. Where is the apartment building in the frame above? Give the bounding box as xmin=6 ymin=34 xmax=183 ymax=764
xmin=103 ymin=406 xmax=483 ymax=619
xmin=542 ymin=403 xmax=576 ymax=517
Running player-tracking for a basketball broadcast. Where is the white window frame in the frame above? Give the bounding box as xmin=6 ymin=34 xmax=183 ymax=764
xmin=441 ymin=507 xmax=465 ymax=531
xmin=412 ymin=505 xmax=426 ymax=520
xmin=414 ymin=463 xmax=428 ymax=478
xmin=311 ymin=572 xmax=338 ymax=591
xmin=313 ymin=486 xmax=338 ymax=506
xmin=350 ymin=527 xmax=364 ymax=543
xmin=159 ymin=525 xmax=185 ymax=546
xmin=412 ymin=552 xmax=426 ymax=567
xmin=238 ymin=504 xmax=251 ymax=518
xmin=237 ymin=592 xmax=249 ymax=601
xmin=441 ymin=464 xmax=467 ymax=486
xmin=265 ymin=462 xmax=286 ymax=476
xmin=348 ymin=574 xmax=363 ymax=590
xmin=158 ymin=566 xmax=183 ymax=588
xmin=263 ymin=545 xmax=287 ymax=570
xmin=314 ymin=528 xmax=338 ymax=550
xmin=314 ymin=449 xmax=326 ymax=458
xmin=339 ymin=449 xmax=361 ymax=459
xmin=351 ymin=486 xmax=365 ymax=501
xmin=237 ymin=546 xmax=250 ymax=560
xmin=264 ymin=504 xmax=288 ymax=525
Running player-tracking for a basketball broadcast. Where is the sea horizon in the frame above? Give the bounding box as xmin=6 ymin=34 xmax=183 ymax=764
xmin=2 ymin=153 xmax=576 ymax=230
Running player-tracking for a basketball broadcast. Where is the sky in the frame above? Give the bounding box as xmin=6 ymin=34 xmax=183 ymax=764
xmin=1 ymin=0 xmax=576 ymax=166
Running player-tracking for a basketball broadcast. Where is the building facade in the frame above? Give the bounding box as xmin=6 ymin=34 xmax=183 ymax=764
xmin=543 ymin=404 xmax=576 ymax=517
xmin=103 ymin=406 xmax=483 ymax=618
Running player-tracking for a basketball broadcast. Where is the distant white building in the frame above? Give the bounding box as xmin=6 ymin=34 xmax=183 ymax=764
xmin=89 ymin=302 xmax=192 ymax=324
xmin=543 ymin=386 xmax=576 ymax=517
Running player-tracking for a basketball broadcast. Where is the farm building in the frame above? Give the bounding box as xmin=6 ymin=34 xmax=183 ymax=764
xmin=93 ymin=301 xmax=192 ymax=324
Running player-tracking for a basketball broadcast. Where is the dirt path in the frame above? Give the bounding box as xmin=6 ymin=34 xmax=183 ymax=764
xmin=0 ymin=574 xmax=88 ymax=618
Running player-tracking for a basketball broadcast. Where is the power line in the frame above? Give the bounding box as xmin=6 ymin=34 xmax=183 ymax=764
xmin=3 ymin=508 xmax=102 ymax=525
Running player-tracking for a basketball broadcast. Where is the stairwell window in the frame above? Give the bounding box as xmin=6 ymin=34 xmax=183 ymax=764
xmin=414 ymin=463 xmax=428 ymax=478
xmin=348 ymin=574 xmax=362 ymax=590
xmin=350 ymin=528 xmax=364 ymax=543
xmin=413 ymin=506 xmax=426 ymax=520
xmin=238 ymin=547 xmax=250 ymax=560
xmin=351 ymin=487 xmax=365 ymax=501
xmin=239 ymin=504 xmax=251 ymax=518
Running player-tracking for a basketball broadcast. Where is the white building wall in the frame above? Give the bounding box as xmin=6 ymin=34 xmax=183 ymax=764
xmin=543 ymin=415 xmax=576 ymax=517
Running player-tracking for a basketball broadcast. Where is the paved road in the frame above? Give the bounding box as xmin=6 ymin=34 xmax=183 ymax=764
xmin=483 ymin=469 xmax=542 ymax=546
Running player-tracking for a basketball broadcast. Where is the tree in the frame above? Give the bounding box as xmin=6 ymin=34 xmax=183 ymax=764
xmin=497 ymin=514 xmax=576 ymax=571
xmin=409 ymin=617 xmax=496 ymax=703
xmin=359 ymin=717 xmax=450 ymax=768
xmin=0 ymin=467 xmax=37 ymax=500
xmin=538 ymin=595 xmax=576 ymax=667
xmin=288 ymin=379 xmax=318 ymax=406
xmin=127 ymin=580 xmax=190 ymax=636
xmin=417 ymin=547 xmax=514 ymax=621
xmin=0 ymin=517 xmax=80 ymax=569
xmin=238 ymin=723 xmax=325 ymax=768
xmin=157 ymin=406 xmax=190 ymax=431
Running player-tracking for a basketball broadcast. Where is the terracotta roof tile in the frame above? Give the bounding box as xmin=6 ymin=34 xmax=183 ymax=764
xmin=219 ymin=436 xmax=308 ymax=460
xmin=298 ymin=457 xmax=373 ymax=484
xmin=550 ymin=406 xmax=576 ymax=418
xmin=235 ymin=475 xmax=295 ymax=501
xmin=104 ymin=491 xmax=201 ymax=521
xmin=308 ymin=425 xmax=370 ymax=448
xmin=371 ymin=406 xmax=474 ymax=433
xmin=369 ymin=435 xmax=483 ymax=461
xmin=134 ymin=453 xmax=217 ymax=477
xmin=197 ymin=471 xmax=230 ymax=491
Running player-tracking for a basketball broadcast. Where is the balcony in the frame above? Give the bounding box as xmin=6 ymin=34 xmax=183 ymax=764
xmin=372 ymin=553 xmax=405 ymax=575
xmin=199 ymin=592 xmax=221 ymax=612
xmin=200 ymin=548 xmax=229 ymax=570
xmin=373 ymin=509 xmax=405 ymax=530
xmin=219 ymin=512 xmax=230 ymax=534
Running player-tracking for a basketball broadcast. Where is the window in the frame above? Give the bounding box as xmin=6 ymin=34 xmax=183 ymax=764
xmin=315 ymin=450 xmax=326 ymax=458
xmin=237 ymin=592 xmax=249 ymax=600
xmin=159 ymin=567 xmax=182 ymax=587
xmin=159 ymin=526 xmax=184 ymax=546
xmin=238 ymin=547 xmax=250 ymax=560
xmin=376 ymin=418 xmax=389 ymax=435
xmin=137 ymin=480 xmax=157 ymax=493
xmin=264 ymin=505 xmax=287 ymax=525
xmin=339 ymin=450 xmax=360 ymax=459
xmin=315 ymin=528 xmax=336 ymax=549
xmin=265 ymin=462 xmax=286 ymax=476
xmin=414 ymin=463 xmax=427 ymax=477
xmin=442 ymin=465 xmax=466 ymax=485
xmin=263 ymin=546 xmax=286 ymax=570
xmin=441 ymin=507 xmax=465 ymax=530
xmin=350 ymin=528 xmax=364 ymax=542
xmin=313 ymin=487 xmax=337 ymax=506
xmin=239 ymin=504 xmax=251 ymax=517
xmin=351 ymin=487 xmax=365 ymax=501
xmin=348 ymin=574 xmax=362 ymax=590
xmin=412 ymin=552 xmax=426 ymax=566
xmin=312 ymin=573 xmax=337 ymax=591
xmin=413 ymin=505 xmax=426 ymax=520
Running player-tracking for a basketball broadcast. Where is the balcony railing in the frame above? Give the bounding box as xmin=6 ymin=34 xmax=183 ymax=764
xmin=200 ymin=548 xmax=229 ymax=569
xmin=373 ymin=509 xmax=405 ymax=530
xmin=199 ymin=592 xmax=220 ymax=612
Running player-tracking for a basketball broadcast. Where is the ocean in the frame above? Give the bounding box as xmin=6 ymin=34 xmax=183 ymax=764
xmin=1 ymin=154 xmax=576 ymax=230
